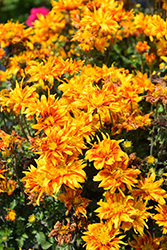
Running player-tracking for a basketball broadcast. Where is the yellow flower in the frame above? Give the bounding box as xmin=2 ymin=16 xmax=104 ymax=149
xmin=28 ymin=214 xmax=36 ymax=223
xmin=22 ymin=156 xmax=86 ymax=204
xmin=51 ymin=0 xmax=83 ymax=11
xmin=146 ymin=155 xmax=155 ymax=164
xmin=94 ymin=36 xmax=109 ymax=54
xmin=2 ymin=236 xmax=7 ymax=241
xmin=25 ymin=93 xmax=68 ymax=132
xmin=123 ymin=141 xmax=132 ymax=149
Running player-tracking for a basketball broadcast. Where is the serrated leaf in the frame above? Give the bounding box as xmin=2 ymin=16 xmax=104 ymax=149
xmin=42 ymin=241 xmax=53 ymax=249
xmin=36 ymin=231 xmax=46 ymax=245
xmin=36 ymin=232 xmax=53 ymax=249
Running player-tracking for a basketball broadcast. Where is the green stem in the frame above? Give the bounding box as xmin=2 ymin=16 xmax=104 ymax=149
xmin=155 ymin=139 xmax=166 ymax=168
xmin=109 ymin=109 xmax=113 ymax=127
xmin=13 ymin=166 xmax=25 ymax=199
xmin=2 ymin=112 xmax=7 ymax=132
xmin=150 ymin=127 xmax=154 ymax=156
xmin=14 ymin=113 xmax=28 ymax=140
xmin=98 ymin=113 xmax=103 ymax=129
xmin=140 ymin=53 xmax=144 ymax=74
xmin=130 ymin=101 xmax=133 ymax=114
xmin=23 ymin=114 xmax=31 ymax=137
xmin=16 ymin=218 xmax=36 ymax=245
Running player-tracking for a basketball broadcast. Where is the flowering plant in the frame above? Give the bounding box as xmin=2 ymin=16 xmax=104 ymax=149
xmin=0 ymin=0 xmax=167 ymax=249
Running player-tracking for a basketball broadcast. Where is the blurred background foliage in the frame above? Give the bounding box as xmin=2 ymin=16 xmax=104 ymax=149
xmin=0 ymin=0 xmax=51 ymax=23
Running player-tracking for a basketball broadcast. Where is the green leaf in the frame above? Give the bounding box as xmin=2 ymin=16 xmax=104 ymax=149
xmin=10 ymin=199 xmax=17 ymax=209
xmin=36 ymin=231 xmax=46 ymax=244
xmin=35 ymin=232 xmax=52 ymax=249
xmin=42 ymin=241 xmax=53 ymax=250
xmin=16 ymin=233 xmax=28 ymax=248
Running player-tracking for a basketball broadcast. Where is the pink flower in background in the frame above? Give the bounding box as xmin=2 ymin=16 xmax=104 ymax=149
xmin=26 ymin=7 xmax=50 ymax=27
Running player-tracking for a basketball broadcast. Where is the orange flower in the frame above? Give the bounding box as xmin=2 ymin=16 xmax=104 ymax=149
xmin=145 ymin=52 xmax=156 ymax=65
xmin=135 ymin=41 xmax=150 ymax=54
xmin=93 ymin=160 xmax=140 ymax=192
xmin=152 ymin=204 xmax=167 ymax=234
xmin=94 ymin=36 xmax=110 ymax=53
xmin=5 ymin=209 xmax=16 ymax=221
xmin=4 ymin=178 xmax=17 ymax=195
xmin=25 ymin=93 xmax=68 ymax=133
xmin=159 ymin=235 xmax=167 ymax=250
xmin=82 ymin=221 xmax=125 ymax=250
xmin=0 ymin=166 xmax=17 ymax=195
xmin=128 ymin=231 xmax=160 ymax=250
xmin=22 ymin=156 xmax=86 ymax=203
xmin=22 ymin=164 xmax=46 ymax=205
xmin=38 ymin=123 xmax=86 ymax=164
xmin=0 ymin=81 xmax=39 ymax=115
xmin=132 ymin=172 xmax=167 ymax=205
xmin=121 ymin=198 xmax=151 ymax=235
xmin=57 ymin=186 xmax=91 ymax=217
xmin=95 ymin=191 xmax=135 ymax=229
xmin=85 ymin=136 xmax=125 ymax=170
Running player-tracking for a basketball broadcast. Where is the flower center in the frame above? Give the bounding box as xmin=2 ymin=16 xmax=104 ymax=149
xmin=141 ymin=244 xmax=154 ymax=250
xmin=112 ymin=202 xmax=123 ymax=213
xmin=4 ymin=135 xmax=13 ymax=145
xmin=72 ymin=196 xmax=83 ymax=208
xmin=97 ymin=229 xmax=111 ymax=245
xmin=48 ymin=141 xmax=57 ymax=150
xmin=58 ymin=225 xmax=69 ymax=235
xmin=56 ymin=162 xmax=68 ymax=175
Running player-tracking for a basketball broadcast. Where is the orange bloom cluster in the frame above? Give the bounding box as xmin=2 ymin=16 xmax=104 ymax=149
xmin=0 ymin=21 xmax=32 ymax=48
xmin=72 ymin=0 xmax=133 ymax=52
xmin=96 ymin=191 xmax=151 ymax=235
xmin=26 ymin=57 xmax=84 ymax=89
xmin=59 ymin=65 xmax=153 ymax=134
xmin=85 ymin=135 xmax=140 ymax=193
xmin=0 ymin=0 xmax=167 ymax=249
